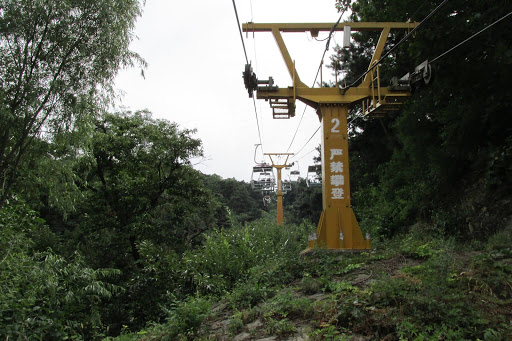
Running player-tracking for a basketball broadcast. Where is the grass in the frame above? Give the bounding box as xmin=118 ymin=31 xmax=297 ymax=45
xmin=110 ymin=222 xmax=512 ymax=340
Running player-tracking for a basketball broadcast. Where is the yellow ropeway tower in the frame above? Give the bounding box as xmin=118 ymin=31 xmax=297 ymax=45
xmin=242 ymin=21 xmax=419 ymax=252
xmin=264 ymin=153 xmax=293 ymax=226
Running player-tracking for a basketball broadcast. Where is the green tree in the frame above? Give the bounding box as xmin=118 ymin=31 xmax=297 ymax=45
xmin=203 ymin=174 xmax=263 ymax=224
xmin=67 ymin=110 xmax=205 ymax=264
xmin=332 ymin=0 xmax=512 ymax=237
xmin=58 ymin=110 xmax=220 ymax=329
xmin=0 ymin=201 xmax=121 ymax=339
xmin=0 ymin=0 xmax=145 ymax=206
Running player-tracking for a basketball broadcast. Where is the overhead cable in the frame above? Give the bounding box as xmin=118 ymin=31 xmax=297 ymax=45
xmin=345 ymin=0 xmax=449 ymax=88
xmin=232 ymin=0 xmax=265 ymax=156
xmin=252 ymin=97 xmax=264 ymax=154
xmin=408 ymin=0 xmax=429 ymax=21
xmin=249 ymin=0 xmax=264 ymax=156
xmin=296 ymin=148 xmax=318 ymax=161
xmin=286 ymin=10 xmax=346 ymax=154
xmin=292 ymin=125 xmax=321 ymax=159
xmin=431 ymin=11 xmax=512 ymax=63
xmin=231 ymin=0 xmax=249 ymax=64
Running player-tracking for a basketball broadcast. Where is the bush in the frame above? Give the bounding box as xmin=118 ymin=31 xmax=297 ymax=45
xmin=161 ymin=296 xmax=211 ymax=340
xmin=181 ymin=220 xmax=311 ymax=296
xmin=0 ymin=201 xmax=122 ymax=339
xmin=228 ymin=279 xmax=273 ymax=308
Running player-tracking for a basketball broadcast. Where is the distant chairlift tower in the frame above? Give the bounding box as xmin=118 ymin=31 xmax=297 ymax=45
xmin=265 ymin=153 xmax=294 ymax=226
xmin=242 ymin=21 xmax=419 ymax=251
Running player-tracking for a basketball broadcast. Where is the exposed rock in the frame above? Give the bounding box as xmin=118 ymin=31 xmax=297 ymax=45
xmin=307 ymin=293 xmax=328 ymax=301
xmin=246 ymin=319 xmax=263 ymax=331
xmin=210 ymin=319 xmax=230 ymax=331
xmin=233 ymin=332 xmax=251 ymax=341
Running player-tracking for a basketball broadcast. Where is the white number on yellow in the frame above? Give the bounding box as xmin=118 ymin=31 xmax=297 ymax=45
xmin=331 ymin=118 xmax=340 ymax=133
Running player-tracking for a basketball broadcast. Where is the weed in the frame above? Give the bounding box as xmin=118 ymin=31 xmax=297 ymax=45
xmin=226 ymin=311 xmax=244 ymax=336
xmin=161 ymin=296 xmax=211 ymax=339
xmin=299 ymin=273 xmax=322 ymax=294
xmin=228 ymin=279 xmax=272 ymax=308
xmin=262 ymin=289 xmax=313 ymax=320
xmin=309 ymin=323 xmax=352 ymax=340
xmin=265 ymin=318 xmax=296 ymax=337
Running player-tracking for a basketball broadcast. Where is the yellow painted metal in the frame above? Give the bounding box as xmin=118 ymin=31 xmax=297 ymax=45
xmin=265 ymin=153 xmax=294 ymax=226
xmin=271 ymin=28 xmax=306 ymax=88
xmin=360 ymin=27 xmax=390 ymax=87
xmin=242 ymin=22 xmax=418 ymax=33
xmin=307 ymin=104 xmax=371 ymax=250
xmin=257 ymin=85 xmax=404 ymax=107
xmin=246 ymin=21 xmax=416 ymax=251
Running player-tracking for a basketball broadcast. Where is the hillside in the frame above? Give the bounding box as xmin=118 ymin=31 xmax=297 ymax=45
xmin=113 ymin=216 xmax=512 ymax=340
xmin=1 ymin=0 xmax=511 ymax=340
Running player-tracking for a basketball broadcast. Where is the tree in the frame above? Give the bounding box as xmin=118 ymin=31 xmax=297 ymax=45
xmin=0 ymin=200 xmax=121 ymax=339
xmin=203 ymin=174 xmax=263 ymax=224
xmin=0 ymin=0 xmax=145 ymax=206
xmin=331 ymin=0 xmax=512 ymax=237
xmin=65 ymin=110 xmax=205 ymax=264
xmin=30 ymin=110 xmax=219 ymax=329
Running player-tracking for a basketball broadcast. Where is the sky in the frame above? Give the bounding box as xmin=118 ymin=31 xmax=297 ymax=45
xmin=114 ymin=0 xmax=348 ymax=182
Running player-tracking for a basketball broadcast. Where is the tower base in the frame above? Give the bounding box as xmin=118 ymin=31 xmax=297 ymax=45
xmin=303 ymin=207 xmax=371 ymax=253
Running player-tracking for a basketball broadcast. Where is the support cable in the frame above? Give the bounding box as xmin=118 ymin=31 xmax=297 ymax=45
xmin=430 ymin=11 xmax=512 ymax=63
xmin=292 ymin=125 xmax=321 ymax=160
xmin=286 ymin=10 xmax=346 ymax=154
xmin=296 ymin=148 xmax=318 ymax=161
xmin=344 ymin=0 xmax=449 ymax=89
xmin=408 ymin=0 xmax=429 ymax=21
xmin=232 ymin=0 xmax=249 ymax=64
xmin=347 ymin=9 xmax=512 ymax=126
xmin=252 ymin=97 xmax=264 ymax=155
xmin=232 ymin=0 xmax=265 ymax=156
xmin=249 ymin=0 xmax=265 ymax=158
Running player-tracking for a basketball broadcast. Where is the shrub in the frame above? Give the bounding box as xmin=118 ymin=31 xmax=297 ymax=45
xmin=181 ymin=220 xmax=311 ymax=296
xmin=0 ymin=201 xmax=121 ymax=339
xmin=160 ymin=296 xmax=211 ymax=340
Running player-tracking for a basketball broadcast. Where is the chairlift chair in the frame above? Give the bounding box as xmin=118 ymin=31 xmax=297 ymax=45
xmin=306 ymin=165 xmax=322 ymax=188
xmin=283 ymin=180 xmax=292 ymax=193
xmin=250 ymin=164 xmax=275 ymax=192
xmin=290 ymin=170 xmax=300 ymax=183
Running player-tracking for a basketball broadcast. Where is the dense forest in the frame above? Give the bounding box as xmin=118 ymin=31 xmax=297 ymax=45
xmin=1 ymin=0 xmax=511 ymax=340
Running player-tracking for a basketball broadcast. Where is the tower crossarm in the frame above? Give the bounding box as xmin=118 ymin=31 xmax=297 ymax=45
xmin=243 ymin=21 xmax=418 ymax=109
xmin=242 ymin=22 xmax=418 ymax=33
xmin=257 ymin=86 xmax=411 ymax=109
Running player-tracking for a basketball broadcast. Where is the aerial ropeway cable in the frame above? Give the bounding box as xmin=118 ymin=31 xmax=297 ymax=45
xmin=232 ymin=0 xmax=265 ymax=156
xmin=286 ymin=10 xmax=347 ymax=154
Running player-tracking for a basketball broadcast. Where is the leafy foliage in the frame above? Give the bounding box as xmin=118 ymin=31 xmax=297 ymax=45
xmin=202 ymin=174 xmax=264 ymax=224
xmin=180 ymin=218 xmax=311 ymax=296
xmin=284 ymin=178 xmax=322 ymax=225
xmin=328 ymin=0 xmax=512 ymax=239
xmin=0 ymin=0 xmax=145 ymax=205
xmin=0 ymin=201 xmax=121 ymax=339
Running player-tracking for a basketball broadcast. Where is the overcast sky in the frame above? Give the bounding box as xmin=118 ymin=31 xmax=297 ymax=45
xmin=115 ymin=0 xmax=348 ymax=182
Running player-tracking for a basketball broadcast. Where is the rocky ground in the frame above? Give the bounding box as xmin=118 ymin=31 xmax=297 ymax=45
xmin=198 ymin=256 xmax=425 ymax=341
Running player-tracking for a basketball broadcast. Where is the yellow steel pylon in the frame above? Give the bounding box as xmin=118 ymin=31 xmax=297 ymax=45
xmin=242 ymin=21 xmax=418 ymax=251
xmin=265 ymin=153 xmax=293 ymax=226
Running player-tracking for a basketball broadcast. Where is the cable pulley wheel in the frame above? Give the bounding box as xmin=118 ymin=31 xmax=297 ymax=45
xmin=243 ymin=63 xmax=258 ymax=97
xmin=422 ymin=63 xmax=432 ymax=84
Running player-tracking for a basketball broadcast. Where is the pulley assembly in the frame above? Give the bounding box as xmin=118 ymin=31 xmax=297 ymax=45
xmin=243 ymin=63 xmax=278 ymax=98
